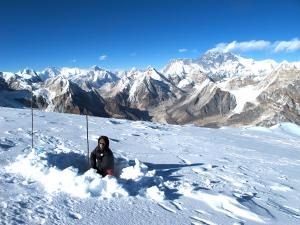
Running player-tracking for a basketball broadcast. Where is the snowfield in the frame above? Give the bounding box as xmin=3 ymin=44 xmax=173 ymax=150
xmin=0 ymin=107 xmax=300 ymax=225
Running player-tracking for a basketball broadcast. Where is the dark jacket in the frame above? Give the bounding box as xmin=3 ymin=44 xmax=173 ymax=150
xmin=90 ymin=146 xmax=114 ymax=177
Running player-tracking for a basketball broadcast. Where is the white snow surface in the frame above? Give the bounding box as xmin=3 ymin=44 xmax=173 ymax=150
xmin=0 ymin=107 xmax=300 ymax=225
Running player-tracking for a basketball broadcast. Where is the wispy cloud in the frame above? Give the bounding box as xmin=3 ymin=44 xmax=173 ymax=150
xmin=273 ymin=38 xmax=300 ymax=52
xmin=209 ymin=40 xmax=271 ymax=53
xmin=130 ymin=52 xmax=137 ymax=57
xmin=70 ymin=59 xmax=77 ymax=63
xmin=178 ymin=48 xmax=188 ymax=53
xmin=209 ymin=38 xmax=300 ymax=53
xmin=99 ymin=55 xmax=107 ymax=61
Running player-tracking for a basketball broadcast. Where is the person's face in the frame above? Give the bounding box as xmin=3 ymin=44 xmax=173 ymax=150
xmin=98 ymin=139 xmax=106 ymax=150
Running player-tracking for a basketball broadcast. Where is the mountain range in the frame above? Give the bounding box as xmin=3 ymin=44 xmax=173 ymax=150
xmin=1 ymin=51 xmax=300 ymax=127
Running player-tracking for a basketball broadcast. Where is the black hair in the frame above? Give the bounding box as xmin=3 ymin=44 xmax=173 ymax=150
xmin=98 ymin=136 xmax=109 ymax=147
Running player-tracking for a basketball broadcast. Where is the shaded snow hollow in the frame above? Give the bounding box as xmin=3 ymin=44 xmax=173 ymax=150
xmin=1 ymin=107 xmax=300 ymax=225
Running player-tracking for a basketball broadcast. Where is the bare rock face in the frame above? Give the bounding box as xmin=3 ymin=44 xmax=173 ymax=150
xmin=0 ymin=74 xmax=34 ymax=108
xmin=0 ymin=76 xmax=9 ymax=90
xmin=104 ymin=98 xmax=152 ymax=121
xmin=128 ymin=76 xmax=175 ymax=110
xmin=35 ymin=76 xmax=109 ymax=117
xmin=162 ymin=81 xmax=237 ymax=125
xmin=220 ymin=76 xmax=260 ymax=90
xmin=256 ymin=68 xmax=300 ymax=126
xmin=226 ymin=66 xmax=300 ymax=127
xmin=101 ymin=67 xmax=179 ymax=111
xmin=227 ymin=105 xmax=263 ymax=126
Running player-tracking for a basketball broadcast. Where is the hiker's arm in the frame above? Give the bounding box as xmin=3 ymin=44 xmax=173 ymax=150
xmin=90 ymin=151 xmax=96 ymax=169
xmin=106 ymin=169 xmax=113 ymax=176
xmin=106 ymin=154 xmax=114 ymax=176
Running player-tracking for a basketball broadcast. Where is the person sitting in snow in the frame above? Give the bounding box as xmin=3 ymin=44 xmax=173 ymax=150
xmin=90 ymin=136 xmax=114 ymax=177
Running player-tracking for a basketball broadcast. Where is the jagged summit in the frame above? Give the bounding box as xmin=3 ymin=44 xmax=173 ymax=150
xmin=196 ymin=51 xmax=239 ymax=65
xmin=21 ymin=68 xmax=37 ymax=75
xmin=91 ymin=65 xmax=102 ymax=71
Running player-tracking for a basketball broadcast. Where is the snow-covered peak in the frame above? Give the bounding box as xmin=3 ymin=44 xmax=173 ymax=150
xmin=0 ymin=71 xmax=19 ymax=81
xmin=38 ymin=66 xmax=120 ymax=89
xmin=197 ymin=51 xmax=239 ymax=66
xmin=121 ymin=66 xmax=163 ymax=81
xmin=267 ymin=60 xmax=300 ymax=82
xmin=21 ymin=68 xmax=37 ymax=76
xmin=45 ymin=75 xmax=70 ymax=95
xmin=192 ymin=52 xmax=279 ymax=80
xmin=162 ymin=59 xmax=202 ymax=77
xmin=15 ymin=68 xmax=38 ymax=80
xmin=161 ymin=59 xmax=187 ymax=75
xmin=38 ymin=67 xmax=61 ymax=81
xmin=275 ymin=60 xmax=294 ymax=71
xmin=59 ymin=67 xmax=87 ymax=77
xmin=90 ymin=65 xmax=102 ymax=71
xmin=144 ymin=67 xmax=163 ymax=81
xmin=10 ymin=68 xmax=41 ymax=85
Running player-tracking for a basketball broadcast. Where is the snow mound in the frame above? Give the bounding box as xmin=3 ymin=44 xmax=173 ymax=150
xmin=145 ymin=186 xmax=165 ymax=202
xmin=120 ymin=158 xmax=148 ymax=180
xmin=6 ymin=148 xmax=163 ymax=200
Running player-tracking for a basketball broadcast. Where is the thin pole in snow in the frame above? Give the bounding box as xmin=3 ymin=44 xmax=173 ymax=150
xmin=31 ymin=86 xmax=34 ymax=149
xmin=86 ymin=114 xmax=90 ymax=166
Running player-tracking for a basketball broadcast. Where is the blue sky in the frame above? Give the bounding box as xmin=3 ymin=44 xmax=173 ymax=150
xmin=1 ymin=0 xmax=300 ymax=72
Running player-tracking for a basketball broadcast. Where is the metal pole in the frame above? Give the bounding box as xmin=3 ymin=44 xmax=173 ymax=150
xmin=86 ymin=114 xmax=90 ymax=166
xmin=31 ymin=86 xmax=34 ymax=149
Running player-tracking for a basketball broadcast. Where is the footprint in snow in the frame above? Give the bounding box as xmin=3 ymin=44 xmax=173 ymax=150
xmin=0 ymin=138 xmax=15 ymax=150
xmin=190 ymin=216 xmax=217 ymax=225
xmin=170 ymin=201 xmax=183 ymax=210
xmin=232 ymin=222 xmax=245 ymax=225
xmin=110 ymin=138 xmax=120 ymax=143
xmin=177 ymin=156 xmax=192 ymax=165
xmin=157 ymin=202 xmax=177 ymax=214
xmin=69 ymin=212 xmax=82 ymax=220
xmin=195 ymin=209 xmax=211 ymax=216
xmin=106 ymin=120 xmax=122 ymax=125
xmin=193 ymin=164 xmax=218 ymax=173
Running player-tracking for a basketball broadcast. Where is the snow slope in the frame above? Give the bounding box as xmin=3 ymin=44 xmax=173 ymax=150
xmin=0 ymin=107 xmax=300 ymax=225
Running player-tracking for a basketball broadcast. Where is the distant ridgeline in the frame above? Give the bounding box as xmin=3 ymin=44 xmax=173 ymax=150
xmin=1 ymin=52 xmax=300 ymax=127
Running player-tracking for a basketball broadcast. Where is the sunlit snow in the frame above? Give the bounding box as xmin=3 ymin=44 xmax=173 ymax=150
xmin=0 ymin=107 xmax=300 ymax=225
